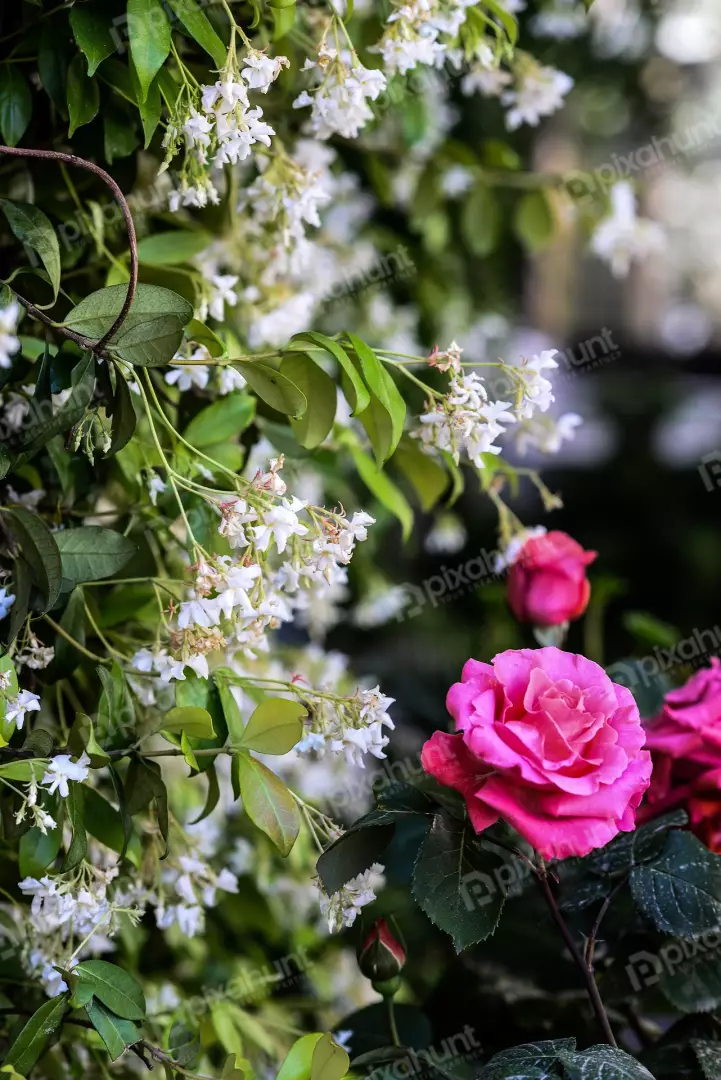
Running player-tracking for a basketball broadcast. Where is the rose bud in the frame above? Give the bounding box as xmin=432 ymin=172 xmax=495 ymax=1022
xmin=505 ymin=528 xmax=597 ymax=627
xmin=357 ymin=918 xmax=406 ymax=987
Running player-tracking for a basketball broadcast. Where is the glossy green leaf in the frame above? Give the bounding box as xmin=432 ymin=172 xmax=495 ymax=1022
xmin=235 ymin=752 xmax=300 ymax=856
xmin=69 ymin=3 xmax=117 ymax=76
xmin=166 ymin=0 xmax=227 ymax=68
xmin=0 ymin=200 xmax=61 ymax=301
xmin=186 ymin=318 xmax=226 ymax=357
xmin=127 ymin=0 xmax=172 ymax=102
xmin=282 ymin=352 xmax=337 ymax=448
xmin=84 ymin=787 xmax=142 ymax=867
xmin=38 ymin=21 xmax=70 ymax=117
xmin=630 ymin=831 xmax=721 ymax=939
xmin=0 ymin=66 xmax=32 ymax=146
xmin=347 ymin=333 xmax=405 ymax=463
xmin=55 ymin=526 xmax=136 ymax=589
xmin=108 ymin=367 xmax=137 ymax=455
xmin=19 ymin=821 xmax=62 ymax=878
xmin=21 ymin=353 xmax=95 ymax=454
xmin=291 ymin=332 xmax=370 ymax=414
xmin=61 ymin=781 xmax=87 ymax=871
xmin=393 ymin=437 xmax=449 ymax=511
xmin=238 ymin=698 xmax=306 ymax=755
xmin=66 ymin=54 xmax=100 ymax=137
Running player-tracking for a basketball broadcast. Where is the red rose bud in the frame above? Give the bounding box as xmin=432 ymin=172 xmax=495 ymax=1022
xmin=506 ymin=529 xmax=597 ymax=627
xmin=357 ymin=918 xmax=406 ymax=984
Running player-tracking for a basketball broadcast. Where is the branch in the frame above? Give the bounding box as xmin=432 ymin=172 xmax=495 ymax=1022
xmin=0 ymin=146 xmax=138 ymax=351
xmin=535 ymin=860 xmax=617 ymax=1048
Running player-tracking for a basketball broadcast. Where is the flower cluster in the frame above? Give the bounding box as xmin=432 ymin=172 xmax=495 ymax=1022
xmin=414 ymin=371 xmax=516 ymax=467
xmin=317 ymin=862 xmax=385 ymax=932
xmin=293 ymin=41 xmax=387 ymax=140
xmin=374 ymin=0 xmax=477 ymax=75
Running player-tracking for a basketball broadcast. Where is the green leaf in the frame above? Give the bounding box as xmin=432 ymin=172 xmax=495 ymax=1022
xmin=238 ymin=698 xmax=306 ymax=755
xmin=484 ymin=0 xmax=518 ymax=45
xmin=85 ymin=998 xmax=141 ymax=1061
xmin=4 ymin=993 xmax=69 ymax=1074
xmin=693 ymin=1041 xmax=721 ymax=1079
xmin=393 ymin=437 xmax=449 ymax=511
xmin=61 ymin=781 xmax=87 ymax=871
xmin=65 ymin=283 xmax=193 ymax=366
xmin=271 ymin=4 xmax=295 ymax=39
xmin=658 ymin=945 xmax=721 ymax=1014
xmin=190 ymin=762 xmax=221 ymax=824
xmin=347 ymin=333 xmax=405 ymax=463
xmin=66 ymin=53 xmax=100 ymax=137
xmin=21 ymin=353 xmax=95 ymax=454
xmin=162 ymin=705 xmax=216 ymax=739
xmin=476 ymin=1040 xmax=576 ymax=1079
xmin=281 ymin=353 xmax=337 ymax=449
xmin=0 ymin=200 xmax=61 ymax=302
xmin=74 ymin=959 xmax=146 ymax=1021
xmin=630 ymin=831 xmax=721 ymax=939
xmin=166 ymin=0 xmax=227 ymax=68
xmin=0 ymin=760 xmax=47 ymax=782
xmin=311 ymin=1034 xmax=350 ymax=1080
xmin=84 ymin=786 xmax=142 ymax=867
xmin=237 ymin=361 xmax=307 ymax=418
xmin=412 ymin=810 xmax=506 ymax=952
xmin=127 ymin=0 xmax=171 ymax=102
xmin=108 ymin=367 xmax=137 ymax=455
xmin=461 ymin=184 xmax=501 ymax=257
xmin=0 ymin=66 xmax=32 ymax=147
xmin=137 ymin=230 xmax=213 ymax=265
xmin=184 ymin=393 xmax=256 ymax=446
xmin=132 ymin=66 xmax=162 ymax=147
xmin=186 ymin=318 xmax=226 ymax=357
xmin=1 ymin=506 xmax=62 ymax=611
xmin=235 ymin=752 xmax=300 ymax=856
xmin=559 ymin=1045 xmax=656 ymax=1080
xmin=104 ymin=98 xmax=141 ymax=163
xmin=19 ymin=821 xmax=62 ymax=878
xmin=291 ymin=332 xmax=370 ymax=414
xmin=69 ymin=3 xmax=117 ymax=76
xmin=96 ymin=660 xmax=136 ymax=749
xmin=55 ymin=526 xmax=136 ymax=589
xmin=277 ymin=1034 xmax=325 ymax=1080
xmin=513 ymin=190 xmax=556 ymax=253
xmin=169 ymin=1021 xmax=201 ymax=1069
xmin=125 ymin=757 xmax=168 ymax=855
xmin=38 ymin=21 xmax=70 ymax=117
xmin=348 ymin=445 xmax=413 ymax=541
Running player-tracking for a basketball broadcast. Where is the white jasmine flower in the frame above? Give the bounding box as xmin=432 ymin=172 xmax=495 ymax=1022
xmin=6 ymin=689 xmax=41 ymax=729
xmin=515 ymin=411 xmax=583 ymax=455
xmin=0 ymin=300 xmax=21 ymax=369
xmin=590 ymin=181 xmax=665 ymax=279
xmin=207 ymin=274 xmax=239 ymax=321
xmin=502 ymin=64 xmax=573 ymax=129
xmin=252 ymin=499 xmax=309 ymax=554
xmin=241 ymin=52 xmax=289 ymax=92
xmin=0 ymin=586 xmax=15 ymax=620
xmin=217 ymin=366 xmax=247 ymax=395
xmin=40 ymin=752 xmax=90 ymax=798
xmin=147 ymin=474 xmax=166 ymax=506
xmin=165 ymin=364 xmax=210 ymax=392
xmin=318 ymin=863 xmax=385 ymax=933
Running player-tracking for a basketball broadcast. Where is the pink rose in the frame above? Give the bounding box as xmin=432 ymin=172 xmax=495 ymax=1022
xmin=421 ymin=647 xmax=652 ymax=860
xmin=640 ymin=659 xmax=721 ymax=852
xmin=507 ymin=530 xmax=597 ymax=627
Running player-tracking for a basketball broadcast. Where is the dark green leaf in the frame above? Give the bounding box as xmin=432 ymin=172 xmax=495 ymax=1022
xmin=559 ymin=1045 xmax=656 ymax=1079
xmin=412 ymin=810 xmax=506 ymax=952
xmin=317 ymin=822 xmax=396 ymax=896
xmin=235 ymin=752 xmax=300 ymax=856
xmin=393 ymin=438 xmax=449 ymax=511
xmin=103 ymin=98 xmax=141 ymax=163
xmin=169 ymin=1021 xmax=201 ymax=1068
xmin=61 ymin=781 xmax=87 ymax=871
xmin=0 ymin=66 xmax=32 ymax=146
xmin=5 ymin=557 xmax=31 ymax=645
xmin=38 ymin=21 xmax=70 ymax=117
xmin=108 ymin=366 xmax=137 ymax=455
xmin=167 ymin=0 xmax=227 ymax=67
xmin=236 ymin=361 xmax=307 ymax=418
xmin=281 ymin=353 xmax=337 ymax=449
xmin=70 ymin=3 xmax=117 ymax=76
xmin=190 ymin=763 xmax=221 ymax=825
xmin=19 ymin=821 xmax=62 ymax=878
xmin=67 ymin=54 xmax=100 ymax=137
xmin=693 ymin=1040 xmax=721 ymax=1079
xmin=84 ymin=786 xmax=142 ymax=867
xmin=186 ymin=318 xmax=226 ymax=357
xmin=55 ymin=526 xmax=136 ymax=589
xmin=74 ymin=959 xmax=146 ymax=1020
xmin=127 ymin=0 xmax=172 ymax=102
xmin=125 ymin=757 xmax=168 ymax=855
xmin=1 ymin=505 xmax=62 ymax=611
xmin=630 ymin=831 xmax=721 ymax=939
xmin=21 ymin=353 xmax=95 ymax=454
xmin=347 ymin=333 xmax=405 ymax=463
xmin=85 ymin=998 xmax=141 ymax=1061
xmin=96 ymin=661 xmax=136 ymax=749
xmin=4 ymin=993 xmax=69 ymax=1073
xmin=65 ymin=283 xmax=193 ymax=366
xmin=0 ymin=199 xmax=61 ymax=301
